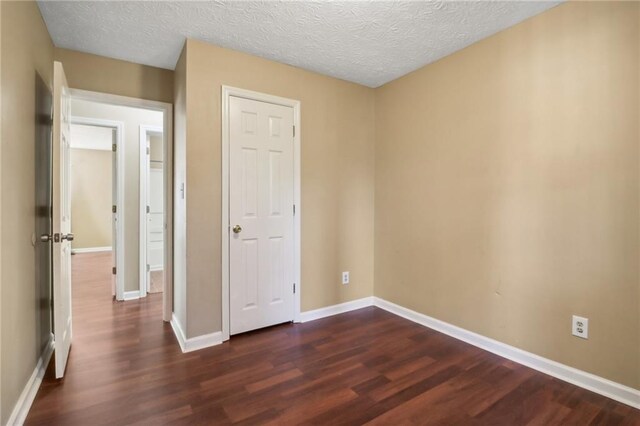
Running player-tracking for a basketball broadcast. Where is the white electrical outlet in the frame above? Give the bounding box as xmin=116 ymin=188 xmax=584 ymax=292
xmin=572 ymin=315 xmax=589 ymax=339
xmin=342 ymin=271 xmax=349 ymax=285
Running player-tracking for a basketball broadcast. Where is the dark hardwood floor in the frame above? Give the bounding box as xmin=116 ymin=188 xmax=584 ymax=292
xmin=27 ymin=253 xmax=640 ymax=425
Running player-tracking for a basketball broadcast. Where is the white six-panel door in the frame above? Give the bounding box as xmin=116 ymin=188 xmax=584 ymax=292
xmin=229 ymin=96 xmax=295 ymax=335
xmin=148 ymin=165 xmax=164 ymax=270
xmin=52 ymin=61 xmax=73 ymax=378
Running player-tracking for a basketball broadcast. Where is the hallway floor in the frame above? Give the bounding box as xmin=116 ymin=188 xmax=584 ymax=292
xmin=25 ymin=254 xmax=640 ymax=425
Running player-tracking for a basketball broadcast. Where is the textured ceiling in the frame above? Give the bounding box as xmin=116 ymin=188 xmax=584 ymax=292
xmin=38 ymin=1 xmax=561 ymax=88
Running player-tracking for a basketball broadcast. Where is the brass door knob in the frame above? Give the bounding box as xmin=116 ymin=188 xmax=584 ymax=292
xmin=232 ymin=225 xmax=242 ymax=234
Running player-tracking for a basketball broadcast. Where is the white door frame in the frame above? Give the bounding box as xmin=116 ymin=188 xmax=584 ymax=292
xmin=221 ymin=85 xmax=301 ymax=341
xmin=69 ymin=88 xmax=174 ymax=322
xmin=139 ymin=124 xmax=164 ymax=298
xmin=68 ymin=116 xmax=125 ymax=300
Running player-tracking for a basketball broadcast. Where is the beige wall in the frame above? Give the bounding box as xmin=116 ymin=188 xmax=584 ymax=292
xmin=374 ymin=1 xmax=639 ymax=389
xmin=54 ymin=48 xmax=174 ymax=104
xmin=70 ymin=148 xmax=112 ymax=249
xmin=179 ymin=40 xmax=375 ymax=337
xmin=71 ymin=99 xmax=163 ymax=292
xmin=0 ymin=1 xmax=53 ymax=423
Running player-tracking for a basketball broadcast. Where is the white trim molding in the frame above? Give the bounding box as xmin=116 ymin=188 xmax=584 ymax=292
xmin=221 ymin=86 xmax=302 ymax=341
xmin=123 ymin=290 xmax=140 ymax=301
xmin=71 ymin=246 xmax=112 ymax=254
xmin=300 ymin=297 xmax=374 ymax=323
xmin=7 ymin=335 xmax=54 ymax=426
xmin=372 ymin=297 xmax=640 ymax=409
xmin=297 ymin=296 xmax=639 ymax=408
xmin=171 ymin=314 xmax=224 ymax=353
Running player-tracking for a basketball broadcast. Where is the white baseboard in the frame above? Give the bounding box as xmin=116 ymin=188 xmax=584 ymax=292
xmin=372 ymin=297 xmax=640 ymax=409
xmin=71 ymin=246 xmax=112 ymax=254
xmin=297 ymin=296 xmax=640 ymax=408
xmin=170 ymin=314 xmax=188 ymax=352
xmin=123 ymin=290 xmax=140 ymax=301
xmin=300 ymin=296 xmax=374 ymax=322
xmin=170 ymin=314 xmax=224 ymax=353
xmin=7 ymin=335 xmax=54 ymax=426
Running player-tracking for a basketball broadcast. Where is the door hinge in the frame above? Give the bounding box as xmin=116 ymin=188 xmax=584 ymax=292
xmin=112 ymin=143 xmax=117 ymax=152
xmin=147 ymin=264 xmax=150 ymax=272
xmin=293 ymin=204 xmax=296 ymax=215
xmin=293 ymin=283 xmax=296 ymax=294
xmin=112 ymin=205 xmax=117 ymax=213
xmin=146 ymin=147 xmax=150 ymax=155
xmin=112 ymin=266 xmax=117 ymax=275
xmin=293 ymin=126 xmax=295 ymax=137
xmin=146 ymin=205 xmax=150 ymax=214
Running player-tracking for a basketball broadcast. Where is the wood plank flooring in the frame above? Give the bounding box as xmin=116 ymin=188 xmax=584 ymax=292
xmin=26 ymin=253 xmax=640 ymax=425
xmin=149 ymin=270 xmax=164 ymax=294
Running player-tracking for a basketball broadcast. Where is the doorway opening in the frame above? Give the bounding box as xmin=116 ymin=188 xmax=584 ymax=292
xmin=139 ymin=125 xmax=165 ymax=296
xmin=65 ymin=92 xmax=173 ymax=325
xmin=69 ymin=117 xmax=122 ymax=298
xmin=51 ymin=61 xmax=173 ymax=379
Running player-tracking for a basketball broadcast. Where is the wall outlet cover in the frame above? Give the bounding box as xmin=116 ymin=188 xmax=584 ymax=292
xmin=572 ymin=315 xmax=588 ymax=339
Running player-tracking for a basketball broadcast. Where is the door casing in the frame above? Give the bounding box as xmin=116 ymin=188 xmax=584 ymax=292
xmin=221 ymin=86 xmax=302 ymax=341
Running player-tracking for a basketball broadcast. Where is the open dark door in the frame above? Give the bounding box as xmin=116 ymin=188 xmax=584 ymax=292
xmin=35 ymin=72 xmax=53 ymax=355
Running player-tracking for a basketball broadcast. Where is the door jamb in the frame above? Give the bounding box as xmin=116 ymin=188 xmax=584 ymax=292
xmin=221 ymin=85 xmax=302 ymax=342
xmin=139 ymin=124 xmax=164 ymax=298
xmin=69 ymin=88 xmax=174 ymax=322
xmin=69 ymin=116 xmax=125 ymax=301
